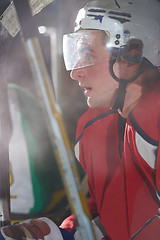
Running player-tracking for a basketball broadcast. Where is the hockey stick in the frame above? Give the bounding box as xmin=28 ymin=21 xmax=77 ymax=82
xmin=0 ymin=19 xmax=11 ymax=228
xmin=12 ymin=0 xmax=95 ymax=239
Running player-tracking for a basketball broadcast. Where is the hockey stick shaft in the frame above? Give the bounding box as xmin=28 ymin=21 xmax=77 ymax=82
xmin=12 ymin=0 xmax=95 ymax=239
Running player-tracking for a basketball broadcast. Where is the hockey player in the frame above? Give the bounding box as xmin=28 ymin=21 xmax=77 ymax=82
xmin=61 ymin=0 xmax=160 ymax=239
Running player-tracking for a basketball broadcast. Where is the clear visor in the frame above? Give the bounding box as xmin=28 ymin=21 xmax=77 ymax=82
xmin=63 ymin=31 xmax=110 ymax=71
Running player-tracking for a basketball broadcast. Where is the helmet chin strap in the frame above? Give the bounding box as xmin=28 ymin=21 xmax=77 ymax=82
xmin=109 ymin=48 xmax=147 ymax=112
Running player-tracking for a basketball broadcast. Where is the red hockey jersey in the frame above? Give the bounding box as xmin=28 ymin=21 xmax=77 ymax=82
xmin=75 ymin=80 xmax=160 ymax=239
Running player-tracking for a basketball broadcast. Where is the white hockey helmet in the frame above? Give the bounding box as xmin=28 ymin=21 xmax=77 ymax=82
xmin=63 ymin=0 xmax=160 ymax=71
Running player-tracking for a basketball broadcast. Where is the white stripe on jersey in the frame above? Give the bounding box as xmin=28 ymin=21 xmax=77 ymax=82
xmin=135 ymin=132 xmax=157 ymax=169
xmin=75 ymin=142 xmax=80 ymax=162
xmin=156 ymin=190 xmax=160 ymax=201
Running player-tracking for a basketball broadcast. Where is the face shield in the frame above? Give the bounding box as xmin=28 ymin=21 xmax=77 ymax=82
xmin=63 ymin=30 xmax=110 ymax=71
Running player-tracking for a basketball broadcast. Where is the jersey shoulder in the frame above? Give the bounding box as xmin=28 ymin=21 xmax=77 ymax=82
xmin=129 ymin=79 xmax=160 ymax=141
xmin=76 ymin=107 xmax=113 ymax=137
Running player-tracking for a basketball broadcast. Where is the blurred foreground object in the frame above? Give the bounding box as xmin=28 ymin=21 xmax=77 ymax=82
xmin=10 ymin=0 xmax=95 ymax=238
xmin=0 ymin=0 xmax=54 ymax=37
xmin=8 ymin=84 xmax=69 ymax=224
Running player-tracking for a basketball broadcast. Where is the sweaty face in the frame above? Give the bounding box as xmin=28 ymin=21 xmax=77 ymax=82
xmin=70 ymin=30 xmax=118 ymax=108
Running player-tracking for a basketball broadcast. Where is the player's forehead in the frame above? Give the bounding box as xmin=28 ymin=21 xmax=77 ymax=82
xmin=76 ymin=30 xmax=107 ymax=56
xmin=63 ymin=30 xmax=109 ymax=71
xmin=78 ymin=30 xmax=106 ymax=46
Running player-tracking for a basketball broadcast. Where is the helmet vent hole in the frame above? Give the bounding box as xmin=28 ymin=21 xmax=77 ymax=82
xmin=115 ymin=40 xmax=120 ymax=45
xmin=116 ymin=34 xmax=121 ymax=39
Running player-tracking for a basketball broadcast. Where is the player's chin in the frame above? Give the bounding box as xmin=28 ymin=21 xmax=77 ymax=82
xmin=87 ymin=97 xmax=93 ymax=108
xmin=87 ymin=97 xmax=99 ymax=108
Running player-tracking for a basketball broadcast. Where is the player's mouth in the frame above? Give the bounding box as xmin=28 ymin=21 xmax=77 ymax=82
xmin=80 ymin=85 xmax=92 ymax=95
xmin=84 ymin=87 xmax=92 ymax=95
